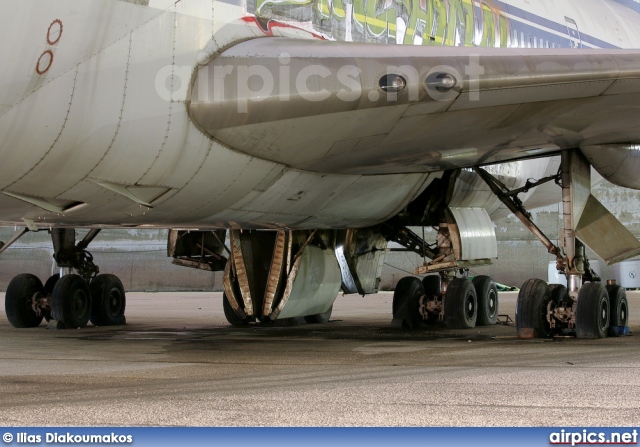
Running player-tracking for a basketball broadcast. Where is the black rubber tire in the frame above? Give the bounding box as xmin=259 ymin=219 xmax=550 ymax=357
xmin=42 ymin=274 xmax=60 ymax=322
xmin=304 ymin=305 xmax=333 ymax=323
xmin=5 ymin=274 xmax=44 ymax=328
xmin=275 ymin=317 xmax=306 ymax=326
xmin=549 ymin=284 xmax=568 ymax=306
xmin=43 ymin=274 xmax=60 ymax=296
xmin=51 ymin=274 xmax=92 ymax=329
xmin=606 ymin=284 xmax=628 ymax=337
xmin=90 ymin=274 xmax=126 ymax=326
xmin=444 ymin=278 xmax=477 ymax=329
xmin=422 ymin=275 xmax=441 ymax=298
xmin=576 ymin=282 xmax=610 ymax=339
xmin=223 ymin=292 xmax=249 ymax=326
xmin=473 ymin=275 xmax=498 ymax=326
xmin=516 ymin=279 xmax=552 ymax=338
xmin=392 ymin=276 xmax=425 ymax=329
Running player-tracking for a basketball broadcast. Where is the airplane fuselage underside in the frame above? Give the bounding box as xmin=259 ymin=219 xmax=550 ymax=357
xmin=0 ymin=0 xmax=594 ymax=229
xmin=1 ymin=0 xmax=639 ymax=340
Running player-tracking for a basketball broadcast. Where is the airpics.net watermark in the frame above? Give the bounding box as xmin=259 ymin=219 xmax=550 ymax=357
xmin=549 ymin=429 xmax=639 ymax=446
xmin=154 ymin=53 xmax=485 ymax=112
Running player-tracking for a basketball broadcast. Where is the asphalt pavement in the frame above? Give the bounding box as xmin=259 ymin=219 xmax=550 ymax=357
xmin=0 ymin=291 xmax=638 ymax=426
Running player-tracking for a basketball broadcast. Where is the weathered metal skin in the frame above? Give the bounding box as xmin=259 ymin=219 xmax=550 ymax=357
xmin=0 ymin=2 xmax=431 ymax=230
xmin=581 ymin=145 xmax=640 ymax=190
xmin=1 ymin=0 xmax=633 ymax=230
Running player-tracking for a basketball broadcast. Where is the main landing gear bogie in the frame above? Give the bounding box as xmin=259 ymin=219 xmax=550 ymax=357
xmin=516 ymin=278 xmax=628 ymax=340
xmin=392 ymin=273 xmax=499 ymax=330
xmin=5 ymin=272 xmax=128 ymax=330
xmin=4 ymin=229 xmax=127 ymax=330
xmin=5 ymin=273 xmax=46 ymax=329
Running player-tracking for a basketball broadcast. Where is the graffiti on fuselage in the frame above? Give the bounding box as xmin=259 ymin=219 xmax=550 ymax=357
xmin=251 ymin=0 xmax=511 ymax=46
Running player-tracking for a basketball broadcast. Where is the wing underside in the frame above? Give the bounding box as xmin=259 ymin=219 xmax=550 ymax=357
xmin=190 ymin=38 xmax=640 ymax=175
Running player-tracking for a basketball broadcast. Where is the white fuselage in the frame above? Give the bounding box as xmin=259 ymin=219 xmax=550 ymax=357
xmin=0 ymin=0 xmax=636 ymax=229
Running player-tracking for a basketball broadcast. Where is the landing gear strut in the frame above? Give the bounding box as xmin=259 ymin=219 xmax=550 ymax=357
xmin=390 ymin=216 xmax=500 ymax=330
xmin=476 ymin=149 xmax=637 ymax=339
xmin=4 ymin=228 xmax=127 ymax=329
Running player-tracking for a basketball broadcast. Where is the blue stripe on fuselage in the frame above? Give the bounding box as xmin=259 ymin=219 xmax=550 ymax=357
xmin=495 ymin=0 xmax=620 ymax=49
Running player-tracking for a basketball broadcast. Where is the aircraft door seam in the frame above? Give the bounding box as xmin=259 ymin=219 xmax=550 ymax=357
xmin=135 ymin=8 xmax=179 ymax=185
xmin=56 ymin=31 xmax=135 ymax=199
xmin=4 ymin=66 xmax=79 ymax=191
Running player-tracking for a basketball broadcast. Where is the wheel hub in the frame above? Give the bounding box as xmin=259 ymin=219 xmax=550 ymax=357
xmin=465 ymin=294 xmax=475 ymax=320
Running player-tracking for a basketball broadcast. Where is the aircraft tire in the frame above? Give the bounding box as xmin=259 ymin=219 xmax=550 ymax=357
xmin=42 ymin=274 xmax=61 ymax=322
xmin=51 ymin=274 xmax=92 ymax=329
xmin=392 ymin=276 xmax=425 ymax=329
xmin=5 ymin=274 xmax=44 ymax=328
xmin=516 ymin=279 xmax=552 ymax=338
xmin=473 ymin=275 xmax=498 ymax=326
xmin=90 ymin=274 xmax=126 ymax=326
xmin=606 ymin=284 xmax=629 ymax=337
xmin=304 ymin=305 xmax=333 ymax=323
xmin=576 ymin=282 xmax=610 ymax=339
xmin=43 ymin=274 xmax=60 ymax=296
xmin=276 ymin=317 xmax=305 ymax=326
xmin=444 ymin=278 xmax=477 ymax=329
xmin=223 ymin=292 xmax=250 ymax=326
xmin=422 ymin=275 xmax=441 ymax=298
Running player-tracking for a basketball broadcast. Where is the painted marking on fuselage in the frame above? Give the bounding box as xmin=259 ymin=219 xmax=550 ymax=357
xmin=250 ymin=0 xmax=623 ymax=49
xmin=35 ymin=50 xmax=54 ymax=75
xmin=35 ymin=19 xmax=64 ymax=76
xmin=47 ymin=19 xmax=63 ymax=45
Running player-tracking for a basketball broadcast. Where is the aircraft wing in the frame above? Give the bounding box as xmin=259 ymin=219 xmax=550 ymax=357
xmin=190 ymin=38 xmax=640 ymax=176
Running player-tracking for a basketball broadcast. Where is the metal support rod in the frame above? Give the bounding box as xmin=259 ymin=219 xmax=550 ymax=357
xmin=0 ymin=227 xmax=30 ymax=255
xmin=212 ymin=230 xmax=231 ymax=255
xmin=77 ymin=229 xmax=101 ymax=250
xmin=51 ymin=228 xmax=77 ymax=267
xmin=387 ymin=226 xmax=438 ymax=260
xmin=561 ymin=150 xmax=576 ymax=273
xmin=473 ymin=167 xmax=561 ymax=259
xmin=504 ymin=173 xmax=560 ymax=197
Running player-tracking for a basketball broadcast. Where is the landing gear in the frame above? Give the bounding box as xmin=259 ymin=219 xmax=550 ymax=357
xmin=305 ymin=305 xmax=333 ymax=323
xmin=477 ymin=149 xmax=636 ymax=340
xmin=444 ymin=278 xmax=477 ymax=329
xmin=516 ymin=279 xmax=552 ymax=339
xmin=392 ymin=272 xmax=500 ymax=330
xmin=3 ymin=228 xmax=127 ymax=329
xmin=389 ymin=215 xmax=499 ymax=330
xmin=51 ymin=274 xmax=92 ymax=329
xmin=575 ymin=282 xmax=610 ymax=339
xmin=420 ymin=275 xmax=441 ymax=324
xmin=473 ymin=275 xmax=498 ymax=326
xmin=392 ymin=277 xmax=425 ymax=328
xmin=90 ymin=274 xmax=126 ymax=326
xmin=223 ymin=292 xmax=250 ymax=326
xmin=607 ymin=284 xmax=629 ymax=337
xmin=5 ymin=274 xmax=45 ymax=328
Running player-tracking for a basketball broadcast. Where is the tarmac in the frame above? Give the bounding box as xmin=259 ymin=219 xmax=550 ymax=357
xmin=0 ymin=291 xmax=639 ymax=427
